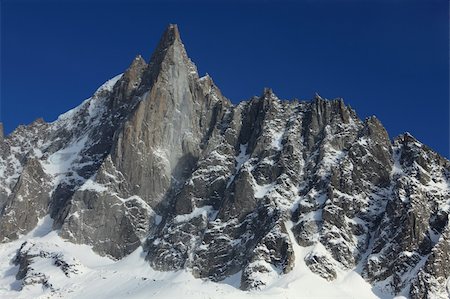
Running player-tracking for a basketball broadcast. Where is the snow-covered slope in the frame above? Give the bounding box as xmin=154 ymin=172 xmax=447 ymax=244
xmin=0 ymin=217 xmax=392 ymax=299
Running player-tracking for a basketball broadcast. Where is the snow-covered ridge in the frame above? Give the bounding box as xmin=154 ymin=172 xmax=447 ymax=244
xmin=0 ymin=72 xmax=129 ymax=244
xmin=36 ymin=74 xmax=124 ymax=189
xmin=55 ymin=73 xmax=122 ymax=126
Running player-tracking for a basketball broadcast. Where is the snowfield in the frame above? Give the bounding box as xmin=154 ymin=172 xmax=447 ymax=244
xmin=0 ymin=217 xmax=400 ymax=299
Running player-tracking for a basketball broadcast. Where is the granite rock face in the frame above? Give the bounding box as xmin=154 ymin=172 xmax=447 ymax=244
xmin=0 ymin=24 xmax=449 ymax=297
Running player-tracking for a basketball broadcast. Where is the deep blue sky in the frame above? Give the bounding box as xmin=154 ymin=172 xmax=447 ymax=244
xmin=1 ymin=0 xmax=448 ymax=157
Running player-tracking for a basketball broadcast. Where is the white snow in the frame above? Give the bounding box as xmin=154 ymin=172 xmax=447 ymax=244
xmin=0 ymin=216 xmax=397 ymax=299
xmin=391 ymin=149 xmax=404 ymax=176
xmin=281 ymin=221 xmax=386 ymax=299
xmin=358 ymin=137 xmax=369 ymax=146
xmin=271 ymin=131 xmax=283 ymax=150
xmin=226 ymin=144 xmax=250 ymax=188
xmin=78 ymin=177 xmax=108 ymax=192
xmin=153 ymin=215 xmax=162 ymax=225
xmin=218 ymin=270 xmax=242 ymax=288
xmin=253 ymin=182 xmax=275 ymax=198
xmin=173 ymin=205 xmax=215 ymax=223
xmin=56 ymin=98 xmax=90 ymax=124
xmin=98 ymin=73 xmax=123 ymax=92
xmin=246 ymin=259 xmax=281 ymax=289
xmin=0 ymin=73 xmax=126 ymax=202
xmin=235 ymin=143 xmax=250 ymax=172
xmin=55 ymin=73 xmax=122 ymax=126
xmin=42 ymin=136 xmax=89 ymax=179
xmin=114 ymin=195 xmax=153 ymax=211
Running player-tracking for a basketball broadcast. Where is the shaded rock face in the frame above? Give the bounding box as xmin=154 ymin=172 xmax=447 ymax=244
xmin=0 ymin=158 xmax=52 ymax=241
xmin=0 ymin=24 xmax=449 ymax=296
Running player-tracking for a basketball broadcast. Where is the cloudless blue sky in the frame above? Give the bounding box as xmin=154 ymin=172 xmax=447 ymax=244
xmin=1 ymin=0 xmax=449 ymax=157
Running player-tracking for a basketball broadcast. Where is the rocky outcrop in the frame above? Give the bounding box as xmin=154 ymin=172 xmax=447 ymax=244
xmin=410 ymin=226 xmax=450 ymax=299
xmin=0 ymin=158 xmax=52 ymax=242
xmin=14 ymin=241 xmax=84 ymax=291
xmin=363 ymin=133 xmax=450 ymax=295
xmin=0 ymin=24 xmax=448 ymax=297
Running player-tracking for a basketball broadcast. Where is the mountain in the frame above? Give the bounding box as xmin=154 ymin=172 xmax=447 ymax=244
xmin=0 ymin=24 xmax=449 ymax=299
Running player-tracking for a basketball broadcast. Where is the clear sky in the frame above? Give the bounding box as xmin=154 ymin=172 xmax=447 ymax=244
xmin=1 ymin=0 xmax=448 ymax=157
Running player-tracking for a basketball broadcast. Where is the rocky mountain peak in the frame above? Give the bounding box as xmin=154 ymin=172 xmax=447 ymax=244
xmin=399 ymin=131 xmax=420 ymax=144
xmin=150 ymin=24 xmax=180 ymax=63
xmin=262 ymin=87 xmax=275 ymax=97
xmin=129 ymin=54 xmax=147 ymax=70
xmin=110 ymin=55 xmax=147 ymax=103
xmin=314 ymin=92 xmax=323 ymax=100
xmin=160 ymin=23 xmax=181 ymax=46
xmin=144 ymin=24 xmax=197 ymax=88
xmin=0 ymin=24 xmax=449 ymax=299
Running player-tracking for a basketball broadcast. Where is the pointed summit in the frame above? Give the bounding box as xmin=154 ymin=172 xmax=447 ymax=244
xmin=160 ymin=24 xmax=181 ymax=46
xmin=144 ymin=24 xmax=197 ymax=87
xmin=149 ymin=24 xmax=183 ymax=65
xmin=314 ymin=92 xmax=323 ymax=101
xmin=113 ymin=55 xmax=148 ymax=101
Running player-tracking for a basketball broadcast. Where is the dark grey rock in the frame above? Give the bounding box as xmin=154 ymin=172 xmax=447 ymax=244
xmin=0 ymin=158 xmax=52 ymax=242
xmin=410 ymin=226 xmax=450 ymax=299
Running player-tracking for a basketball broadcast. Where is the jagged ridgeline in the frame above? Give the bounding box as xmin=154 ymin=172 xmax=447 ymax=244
xmin=0 ymin=24 xmax=449 ymax=298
